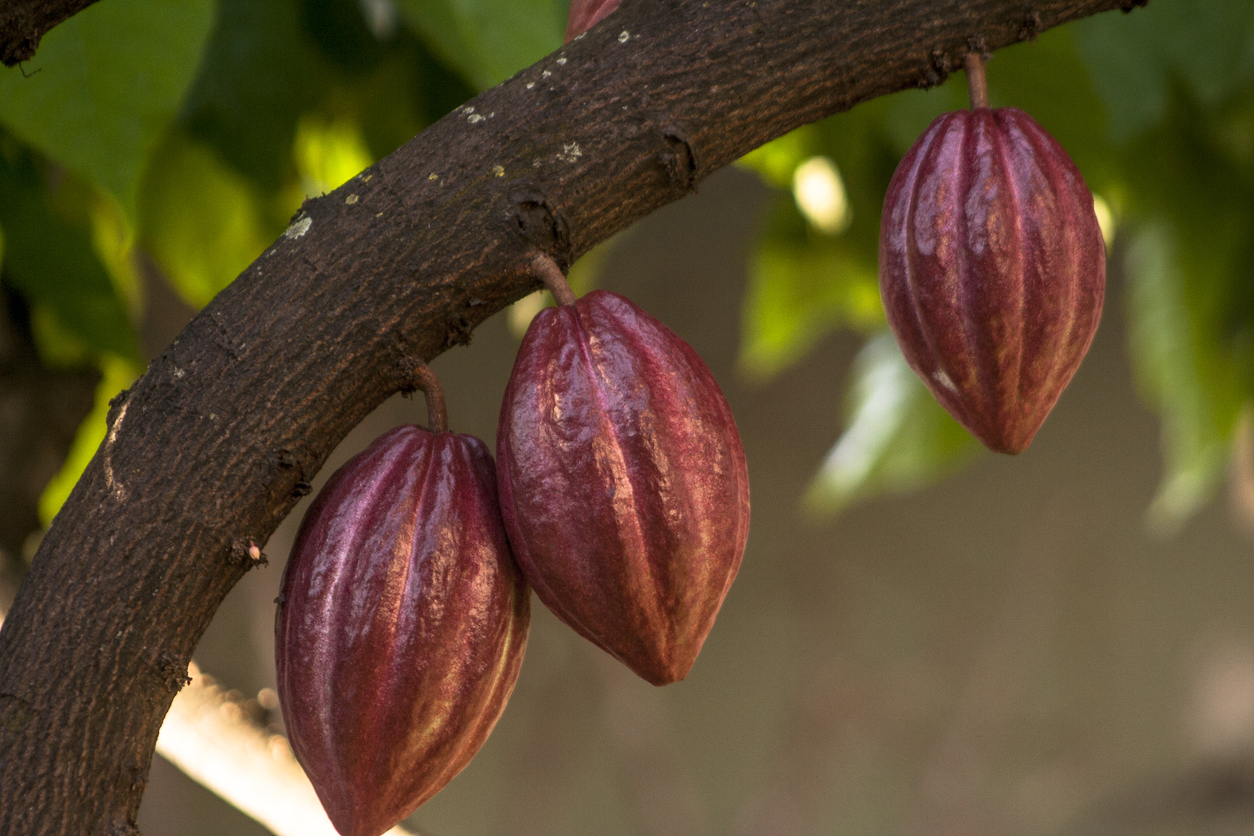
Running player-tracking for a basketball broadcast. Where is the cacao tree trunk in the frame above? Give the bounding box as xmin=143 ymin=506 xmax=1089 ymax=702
xmin=0 ymin=0 xmax=1138 ymax=832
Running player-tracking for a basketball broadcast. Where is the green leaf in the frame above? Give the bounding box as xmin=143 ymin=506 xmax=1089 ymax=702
xmin=292 ymin=114 xmax=376 ymax=195
xmin=983 ymin=25 xmax=1115 ymax=183
xmin=1114 ymin=79 xmax=1254 ymax=531
xmin=1125 ymin=223 xmax=1253 ymax=533
xmin=1074 ymin=0 xmax=1254 ymax=141
xmin=737 ymin=125 xmax=821 ymax=189
xmin=737 ymin=90 xmax=922 ymax=380
xmin=179 ymin=0 xmax=328 ymax=192
xmin=805 ymin=332 xmax=982 ymax=515
xmin=0 ymin=133 xmax=141 ymax=364
xmin=394 ymin=0 xmax=565 ymax=90
xmin=180 ymin=0 xmax=473 ymax=208
xmin=139 ymin=129 xmax=274 ymax=309
xmin=740 ymin=224 xmax=883 ymax=379
xmin=38 ymin=356 xmax=141 ymax=527
xmin=342 ymin=33 xmax=476 ymax=163
xmin=0 ymin=0 xmax=214 ymax=212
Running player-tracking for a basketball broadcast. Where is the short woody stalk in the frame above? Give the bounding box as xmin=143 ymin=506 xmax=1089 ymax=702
xmin=532 ymin=254 xmax=577 ymax=307
xmin=965 ymin=52 xmax=990 ymax=109
xmin=412 ymin=365 xmax=448 ymax=434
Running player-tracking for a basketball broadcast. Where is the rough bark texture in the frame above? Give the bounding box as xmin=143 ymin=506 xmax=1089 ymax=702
xmin=0 ymin=0 xmax=103 ymax=65
xmin=0 ymin=0 xmax=1139 ymax=832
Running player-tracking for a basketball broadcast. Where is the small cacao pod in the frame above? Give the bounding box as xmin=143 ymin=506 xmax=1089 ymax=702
xmin=879 ymin=107 xmax=1105 ymax=454
xmin=565 ymin=0 xmax=619 ymax=41
xmin=497 ymin=289 xmax=750 ymax=686
xmin=276 ymin=425 xmax=529 ymax=836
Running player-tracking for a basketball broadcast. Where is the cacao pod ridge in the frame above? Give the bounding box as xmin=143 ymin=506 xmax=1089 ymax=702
xmin=498 ymin=290 xmax=749 ymax=686
xmin=276 ymin=426 xmax=529 ymax=836
xmin=879 ymin=107 xmax=1105 ymax=454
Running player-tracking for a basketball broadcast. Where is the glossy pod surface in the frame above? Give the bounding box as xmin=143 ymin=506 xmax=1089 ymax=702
xmin=497 ymin=290 xmax=750 ymax=686
xmin=276 ymin=426 xmax=529 ymax=836
xmin=879 ymin=107 xmax=1106 ymax=454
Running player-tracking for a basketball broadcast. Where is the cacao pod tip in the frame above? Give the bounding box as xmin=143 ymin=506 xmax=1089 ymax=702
xmin=498 ymin=290 xmax=748 ymax=688
xmin=638 ymin=654 xmax=695 ymax=687
xmin=565 ymin=0 xmax=620 ymax=42
xmin=879 ymin=107 xmax=1105 ymax=459
xmin=277 ymin=425 xmax=529 ymax=836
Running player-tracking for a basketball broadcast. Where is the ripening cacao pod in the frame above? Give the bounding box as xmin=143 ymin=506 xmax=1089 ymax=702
xmin=565 ymin=0 xmax=619 ymax=41
xmin=497 ymin=289 xmax=750 ymax=686
xmin=879 ymin=106 xmax=1106 ymax=454
xmin=276 ymin=425 xmax=529 ymax=836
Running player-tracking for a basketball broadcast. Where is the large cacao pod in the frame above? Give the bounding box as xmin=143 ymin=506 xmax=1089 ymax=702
xmin=879 ymin=107 xmax=1106 ymax=454
xmin=497 ymin=290 xmax=750 ymax=686
xmin=276 ymin=425 xmax=529 ymax=836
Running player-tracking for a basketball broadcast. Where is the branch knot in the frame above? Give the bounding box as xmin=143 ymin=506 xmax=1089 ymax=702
xmin=659 ymin=125 xmax=701 ymax=192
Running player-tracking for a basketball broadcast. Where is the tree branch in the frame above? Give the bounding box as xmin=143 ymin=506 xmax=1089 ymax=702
xmin=0 ymin=0 xmax=1138 ymax=832
xmin=0 ymin=0 xmax=103 ymax=66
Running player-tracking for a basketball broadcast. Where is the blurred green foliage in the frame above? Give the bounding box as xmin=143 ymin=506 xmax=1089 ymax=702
xmin=740 ymin=0 xmax=1254 ymax=528
xmin=802 ymin=332 xmax=981 ymax=515
xmin=0 ymin=0 xmax=1249 ymax=533
xmin=0 ymin=0 xmax=215 ymax=214
xmin=0 ymin=0 xmax=487 ymax=529
xmin=393 ymin=0 xmax=565 ymax=90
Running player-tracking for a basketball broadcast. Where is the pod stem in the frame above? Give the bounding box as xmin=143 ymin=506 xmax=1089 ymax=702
xmin=532 ymin=253 xmax=576 ymax=306
xmin=412 ymin=364 xmax=448 ymax=434
xmin=965 ymin=52 xmax=989 ymax=109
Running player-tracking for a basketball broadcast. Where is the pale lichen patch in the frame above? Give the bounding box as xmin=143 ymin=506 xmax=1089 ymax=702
xmin=556 ymin=57 xmax=567 ymax=65
xmin=526 ymin=81 xmax=536 ymax=89
xmin=429 ymin=173 xmax=439 ymax=180
xmin=557 ymin=142 xmax=582 ymax=163
xmin=492 ymin=164 xmax=505 ymax=177
xmin=618 ymin=30 xmax=630 ymax=43
xmin=104 ymin=400 xmax=129 ymax=503
xmin=345 ymin=194 xmax=359 ymax=205
xmin=468 ymin=112 xmax=486 ymax=123
xmin=283 ymin=217 xmax=312 ymax=240
xmin=542 ymin=70 xmax=552 ymax=79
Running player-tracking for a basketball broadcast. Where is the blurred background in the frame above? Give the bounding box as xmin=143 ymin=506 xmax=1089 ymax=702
xmin=2 ymin=0 xmax=1254 ymax=834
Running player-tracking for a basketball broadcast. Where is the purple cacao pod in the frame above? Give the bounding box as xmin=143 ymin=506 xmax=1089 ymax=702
xmin=275 ymin=426 xmax=529 ymax=836
xmin=879 ymin=107 xmax=1106 ymax=454
xmin=497 ymin=290 xmax=750 ymax=686
xmin=565 ymin=0 xmax=619 ymax=42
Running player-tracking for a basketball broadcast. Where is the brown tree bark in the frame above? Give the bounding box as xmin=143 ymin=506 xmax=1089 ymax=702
xmin=0 ymin=0 xmax=103 ymax=65
xmin=0 ymin=0 xmax=1141 ymax=832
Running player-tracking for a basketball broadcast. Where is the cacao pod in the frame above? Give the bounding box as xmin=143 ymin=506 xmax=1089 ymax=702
xmin=497 ymin=290 xmax=750 ymax=686
xmin=879 ymin=107 xmax=1105 ymax=454
xmin=276 ymin=425 xmax=529 ymax=836
xmin=565 ymin=0 xmax=619 ymax=42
